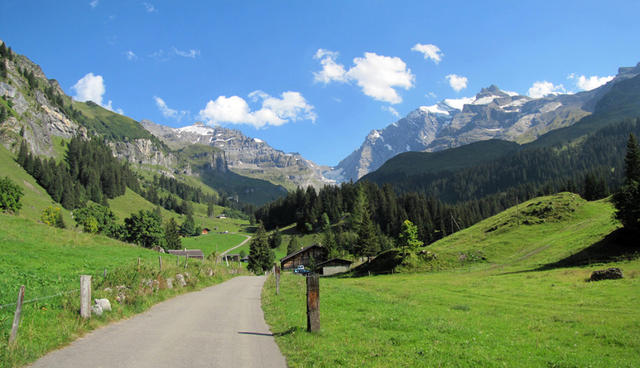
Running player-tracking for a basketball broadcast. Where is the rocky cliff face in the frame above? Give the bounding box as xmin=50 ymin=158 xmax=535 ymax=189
xmin=0 ymin=43 xmax=175 ymax=172
xmin=142 ymin=120 xmax=332 ymax=190
xmin=331 ymin=64 xmax=640 ymax=182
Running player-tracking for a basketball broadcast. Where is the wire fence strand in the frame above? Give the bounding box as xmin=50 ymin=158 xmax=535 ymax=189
xmin=0 ymin=288 xmax=80 ymax=310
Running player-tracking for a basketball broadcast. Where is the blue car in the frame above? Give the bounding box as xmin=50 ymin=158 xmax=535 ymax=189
xmin=294 ymin=265 xmax=310 ymax=275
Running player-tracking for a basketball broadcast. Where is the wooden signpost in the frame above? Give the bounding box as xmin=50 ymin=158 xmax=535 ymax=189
xmin=306 ymin=274 xmax=320 ymax=332
xmin=275 ymin=265 xmax=281 ymax=296
xmin=80 ymin=275 xmax=91 ymax=319
xmin=8 ymin=285 xmax=25 ymax=344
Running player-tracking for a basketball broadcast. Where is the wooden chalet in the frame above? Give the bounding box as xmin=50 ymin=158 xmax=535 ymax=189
xmin=316 ymin=258 xmax=353 ymax=276
xmin=201 ymin=227 xmax=211 ymax=235
xmin=280 ymin=244 xmax=328 ymax=270
xmin=167 ymin=249 xmax=205 ymax=260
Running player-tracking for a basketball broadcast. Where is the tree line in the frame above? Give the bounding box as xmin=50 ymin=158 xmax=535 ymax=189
xmin=17 ymin=136 xmax=139 ymax=209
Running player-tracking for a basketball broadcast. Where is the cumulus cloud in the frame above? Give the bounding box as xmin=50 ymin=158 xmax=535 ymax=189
xmin=313 ymin=49 xmax=414 ymax=104
xmin=89 ymin=0 xmax=99 ymax=8
xmin=381 ymin=105 xmax=399 ymax=117
xmin=446 ymin=74 xmax=468 ymax=92
xmin=411 ymin=43 xmax=443 ymax=64
xmin=313 ymin=49 xmax=347 ymax=84
xmin=71 ymin=73 xmax=122 ymax=113
xmin=199 ymin=91 xmax=316 ymax=129
xmin=568 ymin=73 xmax=614 ymax=91
xmin=125 ymin=50 xmax=137 ymax=61
xmin=527 ymin=81 xmax=566 ymax=98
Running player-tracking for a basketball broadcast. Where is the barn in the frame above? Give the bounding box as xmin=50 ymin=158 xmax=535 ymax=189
xmin=316 ymin=258 xmax=353 ymax=276
xmin=280 ymin=244 xmax=328 ymax=270
xmin=167 ymin=249 xmax=205 ymax=260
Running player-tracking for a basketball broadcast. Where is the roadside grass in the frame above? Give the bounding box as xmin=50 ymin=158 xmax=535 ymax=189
xmin=262 ymin=193 xmax=640 ymax=367
xmin=0 ymin=213 xmax=248 ymax=368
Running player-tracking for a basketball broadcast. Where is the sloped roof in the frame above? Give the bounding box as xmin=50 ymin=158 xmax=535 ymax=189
xmin=280 ymin=244 xmax=325 ymax=263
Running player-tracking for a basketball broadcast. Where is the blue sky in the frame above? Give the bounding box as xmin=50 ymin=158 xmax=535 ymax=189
xmin=1 ymin=0 xmax=639 ymax=166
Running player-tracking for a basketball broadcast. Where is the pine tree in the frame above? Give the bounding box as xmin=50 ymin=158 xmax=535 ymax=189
xmin=268 ymin=227 xmax=282 ymax=249
xmin=613 ymin=134 xmax=640 ymax=233
xmin=180 ymin=213 xmax=196 ymax=237
xmin=354 ymin=206 xmax=379 ymax=260
xmin=16 ymin=141 xmax=28 ymax=167
xmin=286 ymin=236 xmax=299 ymax=255
xmin=207 ymin=201 xmax=214 ymax=217
xmin=164 ymin=218 xmax=182 ymax=250
xmin=248 ymin=223 xmax=273 ymax=273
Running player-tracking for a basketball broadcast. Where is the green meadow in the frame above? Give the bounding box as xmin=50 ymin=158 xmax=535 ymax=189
xmin=262 ymin=194 xmax=640 ymax=367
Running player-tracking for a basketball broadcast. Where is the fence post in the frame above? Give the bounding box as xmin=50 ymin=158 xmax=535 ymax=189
xmin=158 ymin=256 xmax=163 ymax=271
xmin=8 ymin=285 xmax=25 ymax=345
xmin=306 ymin=274 xmax=320 ymax=332
xmin=80 ymin=275 xmax=91 ymax=319
xmin=103 ymin=268 xmax=107 ymax=277
xmin=137 ymin=257 xmax=141 ymax=271
xmin=275 ymin=265 xmax=281 ymax=296
xmin=184 ymin=248 xmax=188 ymax=268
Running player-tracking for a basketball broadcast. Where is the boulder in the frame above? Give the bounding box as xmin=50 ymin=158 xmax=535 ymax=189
xmin=175 ymin=274 xmax=186 ymax=287
xmin=166 ymin=278 xmax=174 ymax=289
xmin=589 ymin=268 xmax=623 ymax=281
xmin=91 ymin=304 xmax=103 ymax=316
xmin=94 ymin=298 xmax=112 ymax=312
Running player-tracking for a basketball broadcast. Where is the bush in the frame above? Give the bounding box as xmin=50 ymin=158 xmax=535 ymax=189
xmin=0 ymin=176 xmax=23 ymax=213
xmin=41 ymin=206 xmax=65 ymax=228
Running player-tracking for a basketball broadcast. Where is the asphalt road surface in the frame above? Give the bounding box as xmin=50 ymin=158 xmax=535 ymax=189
xmin=30 ymin=276 xmax=287 ymax=368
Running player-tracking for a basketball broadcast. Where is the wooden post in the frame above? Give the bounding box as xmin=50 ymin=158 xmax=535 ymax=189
xmin=275 ymin=265 xmax=281 ymax=296
xmin=176 ymin=255 xmax=179 ymax=266
xmin=80 ymin=275 xmax=91 ymax=319
xmin=306 ymin=274 xmax=320 ymax=332
xmin=158 ymin=256 xmax=163 ymax=271
xmin=103 ymin=268 xmax=107 ymax=277
xmin=137 ymin=257 xmax=141 ymax=271
xmin=8 ymin=285 xmax=25 ymax=345
xmin=184 ymin=248 xmax=188 ymax=268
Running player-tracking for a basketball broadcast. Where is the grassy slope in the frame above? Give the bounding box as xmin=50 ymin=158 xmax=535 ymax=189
xmin=0 ymin=213 xmax=248 ymax=367
xmin=0 ymin=145 xmax=73 ymax=225
xmin=263 ymin=193 xmax=640 ymax=367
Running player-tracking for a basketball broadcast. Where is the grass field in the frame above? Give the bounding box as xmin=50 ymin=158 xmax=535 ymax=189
xmin=262 ymin=194 xmax=640 ymax=367
xmin=0 ymin=213 xmax=249 ymax=368
xmin=181 ymin=232 xmax=249 ymax=257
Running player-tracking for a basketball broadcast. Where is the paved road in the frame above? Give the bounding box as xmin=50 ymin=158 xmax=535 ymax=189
xmin=30 ymin=276 xmax=286 ymax=368
xmin=221 ymin=235 xmax=251 ymax=257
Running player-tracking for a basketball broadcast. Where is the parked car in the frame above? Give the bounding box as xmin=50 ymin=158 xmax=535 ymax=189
xmin=294 ymin=265 xmax=310 ymax=275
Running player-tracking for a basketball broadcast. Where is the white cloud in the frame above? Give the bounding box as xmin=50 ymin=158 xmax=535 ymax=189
xmin=313 ymin=49 xmax=348 ymax=84
xmin=446 ymin=74 xmax=468 ymax=92
xmin=568 ymin=74 xmax=614 ymax=91
xmin=381 ymin=106 xmax=399 ymax=117
xmin=143 ymin=2 xmax=156 ymax=12
xmin=125 ymin=50 xmax=137 ymax=61
xmin=527 ymin=81 xmax=566 ymax=98
xmin=71 ymin=73 xmax=122 ymax=113
xmin=89 ymin=0 xmax=99 ymax=8
xmin=199 ymin=91 xmax=316 ymax=129
xmin=172 ymin=47 xmax=200 ymax=58
xmin=426 ymin=91 xmax=437 ymax=99
xmin=154 ymin=96 xmax=189 ymax=122
xmin=411 ymin=43 xmax=443 ymax=64
xmin=313 ymin=49 xmax=414 ymax=104
xmin=346 ymin=52 xmax=414 ymax=104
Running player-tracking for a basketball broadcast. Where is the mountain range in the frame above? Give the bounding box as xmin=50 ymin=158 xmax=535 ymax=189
xmin=330 ymin=63 xmax=640 ymax=182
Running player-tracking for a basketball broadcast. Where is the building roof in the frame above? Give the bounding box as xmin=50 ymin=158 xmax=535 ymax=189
xmin=167 ymin=249 xmax=205 ymax=258
xmin=280 ymin=244 xmax=325 ymax=263
xmin=316 ymin=258 xmax=353 ymax=268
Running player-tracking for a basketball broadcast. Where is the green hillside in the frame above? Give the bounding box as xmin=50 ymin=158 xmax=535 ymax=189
xmin=262 ymin=193 xmax=640 ymax=367
xmin=71 ymin=101 xmax=159 ymax=142
xmin=0 ymin=145 xmax=72 ymax=224
xmin=362 ymin=139 xmax=519 ymax=184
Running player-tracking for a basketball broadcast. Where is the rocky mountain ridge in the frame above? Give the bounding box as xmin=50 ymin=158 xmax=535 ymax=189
xmin=330 ymin=63 xmax=640 ymax=182
xmin=142 ymin=120 xmax=333 ymax=190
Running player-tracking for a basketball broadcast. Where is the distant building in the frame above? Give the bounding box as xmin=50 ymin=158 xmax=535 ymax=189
xmin=316 ymin=258 xmax=353 ymax=276
xmin=216 ymin=214 xmax=227 ymax=219
xmin=280 ymin=244 xmax=328 ymax=270
xmin=201 ymin=227 xmax=211 ymax=235
xmin=167 ymin=249 xmax=205 ymax=260
xmin=223 ymin=254 xmax=240 ymax=262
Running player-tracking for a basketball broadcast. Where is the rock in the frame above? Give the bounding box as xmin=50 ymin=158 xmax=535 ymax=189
xmin=91 ymin=304 xmax=103 ymax=316
xmin=166 ymin=278 xmax=174 ymax=289
xmin=590 ymin=268 xmax=623 ymax=281
xmin=103 ymin=287 xmax=113 ymax=293
xmin=175 ymin=274 xmax=186 ymax=287
xmin=206 ymin=268 xmax=214 ymax=277
xmin=94 ymin=298 xmax=112 ymax=312
xmin=152 ymin=279 xmax=160 ymax=291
